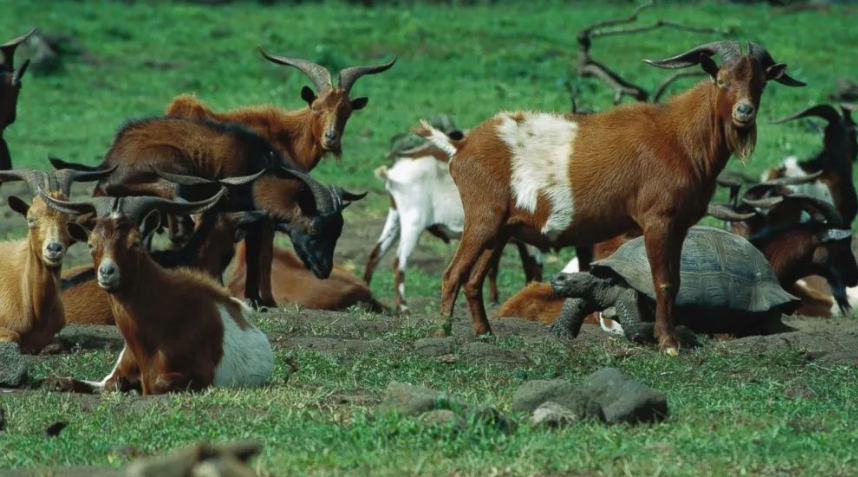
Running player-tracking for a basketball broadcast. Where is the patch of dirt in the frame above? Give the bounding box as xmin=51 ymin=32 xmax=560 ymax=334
xmin=720 ymin=316 xmax=858 ymax=358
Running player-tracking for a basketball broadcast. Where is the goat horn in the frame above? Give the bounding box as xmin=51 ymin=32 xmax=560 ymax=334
xmin=0 ymin=28 xmax=36 ymax=71
xmin=277 ymin=165 xmax=336 ymax=214
xmin=742 ymin=196 xmax=784 ymax=209
xmin=707 ymin=204 xmax=756 ymax=222
xmin=48 ymin=156 xmax=102 ymax=172
xmin=331 ymin=186 xmax=367 ymax=203
xmin=37 ymin=189 xmax=115 ymax=217
xmin=337 ymin=55 xmax=397 ymax=93
xmin=761 ymin=169 xmax=824 ymax=186
xmin=258 ymin=48 xmax=332 ymax=92
xmin=770 ymin=105 xmax=840 ymax=125
xmin=121 ymin=188 xmax=226 ymax=224
xmin=0 ymin=168 xmax=49 ymax=193
xmin=781 ymin=193 xmax=845 ymax=228
xmin=747 ymin=42 xmax=805 ymax=87
xmin=52 ymin=161 xmax=118 ymax=197
xmin=643 ymin=41 xmax=741 ymax=69
xmin=11 ymin=59 xmax=29 ymax=87
xmin=154 ymin=169 xmax=215 ymax=186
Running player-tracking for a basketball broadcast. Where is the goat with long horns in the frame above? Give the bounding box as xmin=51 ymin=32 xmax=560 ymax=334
xmin=1 ymin=29 xmax=36 ymax=171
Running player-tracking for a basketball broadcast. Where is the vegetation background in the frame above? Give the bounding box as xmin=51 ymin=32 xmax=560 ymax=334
xmin=1 ymin=1 xmax=857 ymax=476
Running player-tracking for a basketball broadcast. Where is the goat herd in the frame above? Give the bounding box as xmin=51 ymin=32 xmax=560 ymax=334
xmin=0 ymin=29 xmax=856 ymax=396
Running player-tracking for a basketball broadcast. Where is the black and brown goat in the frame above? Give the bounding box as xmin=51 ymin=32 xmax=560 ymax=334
xmin=417 ymin=41 xmax=804 ymax=353
xmin=42 ymin=190 xmax=274 ymax=395
xmin=0 ymin=29 xmax=35 ymax=171
xmin=166 ymin=51 xmax=396 ymax=171
xmin=0 ymin=165 xmax=113 ymax=352
xmin=51 ymin=116 xmax=366 ymax=308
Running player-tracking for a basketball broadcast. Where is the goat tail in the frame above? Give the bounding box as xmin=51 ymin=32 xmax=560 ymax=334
xmin=413 ymin=120 xmax=459 ymax=158
xmin=374 ymin=165 xmax=389 ymax=180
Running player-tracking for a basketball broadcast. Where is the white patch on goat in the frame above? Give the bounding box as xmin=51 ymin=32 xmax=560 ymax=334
xmin=84 ymin=346 xmax=128 ymax=391
xmin=599 ymin=314 xmax=625 ymax=335
xmin=775 ymin=156 xmax=835 ymax=210
xmin=496 ymin=112 xmax=577 ymax=235
xmin=213 ymin=300 xmax=273 ymax=388
xmin=419 ymin=121 xmax=458 ymax=158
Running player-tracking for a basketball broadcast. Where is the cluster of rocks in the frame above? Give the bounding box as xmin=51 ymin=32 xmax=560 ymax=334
xmin=0 ymin=342 xmax=28 ymax=388
xmin=379 ymin=367 xmax=669 ymax=432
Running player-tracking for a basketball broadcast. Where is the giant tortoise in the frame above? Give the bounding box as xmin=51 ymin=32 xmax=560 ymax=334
xmin=550 ymin=226 xmax=800 ymax=345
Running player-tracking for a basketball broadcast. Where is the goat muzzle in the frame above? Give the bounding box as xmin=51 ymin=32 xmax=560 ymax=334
xmin=42 ymin=241 xmax=65 ymax=266
xmin=732 ymin=101 xmax=757 ymax=128
xmin=97 ymin=260 xmax=121 ymax=291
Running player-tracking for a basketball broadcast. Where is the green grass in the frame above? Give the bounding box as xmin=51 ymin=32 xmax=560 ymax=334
xmin=1 ymin=1 xmax=858 ymax=476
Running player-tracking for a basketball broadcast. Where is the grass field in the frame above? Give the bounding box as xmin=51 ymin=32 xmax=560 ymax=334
xmin=1 ymin=1 xmax=858 ymax=476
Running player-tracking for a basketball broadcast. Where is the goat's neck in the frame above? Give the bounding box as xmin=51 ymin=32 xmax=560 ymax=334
xmin=108 ymin=256 xmax=172 ymax=346
xmin=22 ymin=243 xmax=61 ymax=322
xmin=753 ymin=231 xmax=810 ymax=286
xmin=284 ymin=107 xmax=325 ymax=171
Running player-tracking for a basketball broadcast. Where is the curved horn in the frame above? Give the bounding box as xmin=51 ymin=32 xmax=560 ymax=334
xmin=121 ymin=188 xmax=227 ymax=224
xmin=11 ymin=59 xmax=29 ymax=87
xmin=782 ymin=193 xmax=845 ymax=227
xmin=337 ymin=55 xmax=397 ymax=93
xmin=643 ymin=41 xmax=741 ymax=69
xmin=770 ymin=105 xmax=841 ymax=125
xmin=0 ymin=168 xmax=47 ymax=192
xmin=331 ymin=186 xmax=367 ymax=203
xmin=37 ymin=189 xmax=114 ymax=217
xmin=220 ymin=167 xmax=267 ymax=186
xmin=277 ymin=165 xmax=336 ymax=214
xmin=154 ymin=169 xmax=216 ymax=186
xmin=52 ymin=162 xmax=118 ymax=197
xmin=707 ymin=204 xmax=757 ymax=222
xmin=743 ymin=195 xmax=784 ymax=209
xmin=1 ymin=28 xmax=36 ymax=70
xmin=761 ymin=170 xmax=824 ymax=186
xmin=258 ymin=48 xmax=332 ymax=92
xmin=747 ymin=42 xmax=805 ymax=87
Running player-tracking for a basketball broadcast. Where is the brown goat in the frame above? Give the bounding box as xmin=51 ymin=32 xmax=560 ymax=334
xmin=42 ymin=190 xmax=274 ymax=395
xmin=0 ymin=29 xmax=35 ymax=171
xmin=51 ymin=116 xmax=365 ymax=308
xmin=228 ymin=241 xmax=385 ymax=313
xmin=0 ymin=166 xmax=113 ymax=352
xmin=166 ymin=51 xmax=396 ymax=171
xmin=417 ymin=41 xmax=804 ymax=352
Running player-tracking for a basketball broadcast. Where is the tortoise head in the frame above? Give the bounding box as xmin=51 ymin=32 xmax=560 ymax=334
xmin=550 ymin=272 xmax=603 ymax=299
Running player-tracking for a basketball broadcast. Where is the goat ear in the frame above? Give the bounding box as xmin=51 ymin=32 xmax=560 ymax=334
xmin=700 ymin=54 xmax=719 ymax=80
xmin=765 ymin=63 xmax=788 ymax=83
xmin=139 ymin=210 xmax=161 ymax=240
xmin=67 ymin=222 xmax=91 ymax=244
xmin=301 ymin=86 xmax=317 ymax=105
xmin=820 ymin=229 xmax=853 ymax=244
xmin=7 ymin=196 xmax=30 ymax=217
xmin=351 ymin=97 xmax=369 ymax=110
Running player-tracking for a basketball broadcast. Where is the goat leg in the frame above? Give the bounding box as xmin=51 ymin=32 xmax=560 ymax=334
xmin=463 ymin=235 xmax=510 ymax=337
xmin=242 ymin=226 xmax=266 ymax=309
xmin=486 ymin=251 xmax=501 ymax=305
xmin=257 ymin=226 xmax=277 ymax=308
xmin=643 ymin=222 xmax=685 ymax=355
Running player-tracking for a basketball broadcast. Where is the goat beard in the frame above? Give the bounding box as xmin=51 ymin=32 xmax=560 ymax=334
xmin=727 ymin=124 xmax=757 ymax=164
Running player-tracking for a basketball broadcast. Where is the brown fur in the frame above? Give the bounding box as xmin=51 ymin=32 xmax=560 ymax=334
xmin=228 ymin=242 xmax=385 ymax=312
xmin=61 ymin=265 xmax=114 ymax=325
xmin=423 ymin=54 xmax=781 ymax=351
xmin=789 ymin=276 xmax=835 ymax=318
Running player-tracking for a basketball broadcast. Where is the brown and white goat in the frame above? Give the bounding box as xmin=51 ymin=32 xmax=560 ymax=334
xmin=51 ymin=116 xmax=366 ymax=308
xmin=762 ymin=104 xmax=857 ymax=224
xmin=0 ymin=29 xmax=35 ymax=171
xmin=228 ymin=241 xmax=386 ymax=313
xmin=41 ymin=190 xmax=274 ymax=394
xmin=417 ymin=41 xmax=804 ymax=353
xmin=166 ymin=51 xmax=396 ymax=171
xmin=363 ymin=141 xmax=543 ymax=313
xmin=0 ymin=166 xmax=112 ymax=352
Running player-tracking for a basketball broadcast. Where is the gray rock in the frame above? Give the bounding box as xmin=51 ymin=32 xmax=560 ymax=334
xmin=463 ymin=342 xmax=527 ymax=366
xmin=816 ymin=351 xmax=858 ymax=368
xmin=413 ymin=337 xmax=456 ymax=358
xmin=579 ymin=368 xmax=668 ymax=424
xmin=420 ymin=409 xmax=466 ymax=432
xmin=532 ymin=401 xmax=578 ymax=428
xmin=512 ymin=379 xmax=579 ymax=413
xmin=58 ymin=325 xmax=123 ymax=350
xmin=0 ymin=342 xmax=27 ymax=387
xmin=378 ymin=381 xmax=469 ymax=416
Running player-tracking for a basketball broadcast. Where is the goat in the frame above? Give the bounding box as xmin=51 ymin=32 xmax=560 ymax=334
xmin=41 ymin=190 xmax=274 ymax=394
xmin=50 ymin=116 xmax=366 ymax=308
xmin=166 ymin=51 xmax=396 ymax=171
xmin=0 ymin=166 xmax=113 ymax=352
xmin=228 ymin=241 xmax=385 ymax=313
xmin=0 ymin=29 xmax=35 ymax=171
xmin=363 ymin=141 xmax=543 ymax=313
xmin=763 ymin=104 xmax=857 ymax=224
xmin=416 ymin=41 xmax=804 ymax=353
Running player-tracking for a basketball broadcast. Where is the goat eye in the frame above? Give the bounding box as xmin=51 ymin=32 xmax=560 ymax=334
xmin=87 ymin=243 xmax=94 ymax=250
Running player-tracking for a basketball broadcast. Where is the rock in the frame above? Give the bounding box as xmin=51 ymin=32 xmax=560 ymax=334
xmin=413 ymin=337 xmax=456 ymax=358
xmin=58 ymin=325 xmax=124 ymax=350
xmin=532 ymin=401 xmax=578 ymax=428
xmin=378 ymin=381 xmax=469 ymax=416
xmin=815 ymin=351 xmax=858 ymax=368
xmin=470 ymin=406 xmax=517 ymax=433
xmin=462 ymin=342 xmax=527 ymax=366
xmin=420 ymin=410 xmax=466 ymax=432
xmin=126 ymin=441 xmax=261 ymax=477
xmin=578 ymin=368 xmax=668 ymax=424
xmin=0 ymin=342 xmax=28 ymax=387
xmin=512 ymin=379 xmax=579 ymax=413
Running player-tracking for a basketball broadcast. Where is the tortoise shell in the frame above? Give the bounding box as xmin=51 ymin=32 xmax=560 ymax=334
xmin=591 ymin=226 xmax=798 ymax=313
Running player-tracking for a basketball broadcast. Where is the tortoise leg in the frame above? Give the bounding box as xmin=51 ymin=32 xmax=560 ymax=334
xmin=615 ymin=289 xmax=656 ymax=344
xmin=759 ymin=311 xmax=797 ymax=335
xmin=550 ymin=298 xmax=595 ymax=339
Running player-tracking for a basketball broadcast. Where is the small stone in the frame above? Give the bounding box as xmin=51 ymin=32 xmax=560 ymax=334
xmin=579 ymin=368 xmax=668 ymax=424
xmin=532 ymin=401 xmax=578 ymax=428
xmin=378 ymin=382 xmax=468 ymax=416
xmin=0 ymin=342 xmax=28 ymax=387
xmin=512 ymin=379 xmax=578 ymax=413
xmin=420 ymin=410 xmax=466 ymax=432
xmin=413 ymin=337 xmax=456 ymax=358
xmin=58 ymin=325 xmax=124 ymax=350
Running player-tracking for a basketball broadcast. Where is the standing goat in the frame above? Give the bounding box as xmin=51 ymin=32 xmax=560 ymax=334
xmin=417 ymin=41 xmax=804 ymax=353
xmin=52 ymin=116 xmax=366 ymax=308
xmin=364 ymin=141 xmax=543 ymax=313
xmin=166 ymin=51 xmax=396 ymax=171
xmin=762 ymin=104 xmax=857 ymax=224
xmin=0 ymin=29 xmax=35 ymax=171
xmin=0 ymin=166 xmax=113 ymax=352
xmin=42 ymin=190 xmax=274 ymax=394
